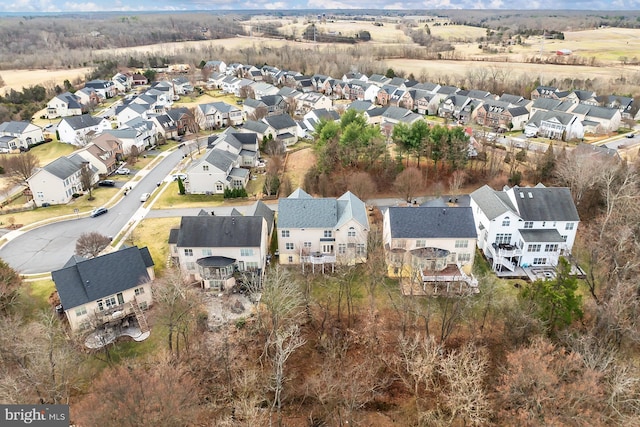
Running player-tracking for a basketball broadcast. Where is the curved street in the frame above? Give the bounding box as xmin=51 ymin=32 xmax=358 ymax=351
xmin=0 ymin=148 xmax=186 ymax=274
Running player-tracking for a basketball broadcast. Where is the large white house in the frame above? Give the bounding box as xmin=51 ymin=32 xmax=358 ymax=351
xmin=0 ymin=121 xmax=44 ymax=152
xmin=470 ymin=184 xmax=580 ymax=274
xmin=27 ymin=154 xmax=98 ymax=207
xmin=57 ymin=114 xmax=111 ymax=146
xmin=277 ymin=189 xmax=370 ymax=267
xmin=46 ymin=92 xmax=83 ymax=119
xmin=52 ymin=246 xmax=155 ymax=333
xmin=169 ymin=213 xmax=270 ymax=291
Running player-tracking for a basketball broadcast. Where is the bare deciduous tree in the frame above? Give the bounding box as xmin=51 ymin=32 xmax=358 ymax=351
xmin=394 ymin=167 xmax=423 ymax=202
xmin=348 ymin=171 xmax=376 ymax=202
xmin=1 ymin=151 xmax=39 ymax=187
xmin=75 ymin=232 xmax=111 ymax=258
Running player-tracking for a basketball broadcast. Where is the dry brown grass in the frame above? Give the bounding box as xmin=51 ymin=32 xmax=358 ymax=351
xmin=0 ymin=68 xmax=92 ymax=95
xmin=284 ymin=147 xmax=316 ymax=190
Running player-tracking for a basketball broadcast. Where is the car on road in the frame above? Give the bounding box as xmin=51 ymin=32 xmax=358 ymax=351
xmin=627 ymin=133 xmax=635 ymax=139
xmin=140 ymin=193 xmax=151 ymax=202
xmin=98 ymin=180 xmax=116 ymax=187
xmin=90 ymin=207 xmax=108 ymax=217
xmin=116 ymin=167 xmax=130 ymax=175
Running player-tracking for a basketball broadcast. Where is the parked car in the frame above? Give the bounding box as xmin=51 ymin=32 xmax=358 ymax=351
xmin=140 ymin=193 xmax=151 ymax=202
xmin=98 ymin=180 xmax=116 ymax=187
xmin=626 ymin=133 xmax=635 ymax=139
xmin=172 ymin=173 xmax=187 ymax=181
xmin=90 ymin=207 xmax=108 ymax=217
xmin=116 ymin=167 xmax=130 ymax=175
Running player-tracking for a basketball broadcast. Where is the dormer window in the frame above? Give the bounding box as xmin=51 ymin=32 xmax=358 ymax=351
xmin=502 ymin=217 xmax=510 ymax=227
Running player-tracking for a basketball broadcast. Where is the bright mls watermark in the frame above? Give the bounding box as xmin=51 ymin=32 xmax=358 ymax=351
xmin=1 ymin=405 xmax=68 ymax=426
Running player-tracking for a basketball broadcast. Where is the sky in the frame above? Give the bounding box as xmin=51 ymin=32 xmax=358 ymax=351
xmin=1 ymin=0 xmax=639 ymax=13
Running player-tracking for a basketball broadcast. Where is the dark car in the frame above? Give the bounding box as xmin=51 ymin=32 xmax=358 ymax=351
xmin=98 ymin=180 xmax=116 ymax=187
xmin=90 ymin=207 xmax=108 ymax=217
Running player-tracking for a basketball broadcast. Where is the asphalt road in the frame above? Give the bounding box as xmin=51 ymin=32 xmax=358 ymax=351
xmin=0 ymin=148 xmax=187 ymax=274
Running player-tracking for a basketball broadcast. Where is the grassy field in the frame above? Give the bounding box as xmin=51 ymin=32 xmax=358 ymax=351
xmin=152 ymin=180 xmax=225 ymax=209
xmin=0 ymin=68 xmax=92 ymax=95
xmin=174 ymin=90 xmax=240 ymax=109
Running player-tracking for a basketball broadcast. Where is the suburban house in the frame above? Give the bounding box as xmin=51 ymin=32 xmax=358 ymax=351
xmin=475 ymin=100 xmax=530 ymax=130
xmin=115 ymin=102 xmax=149 ymax=127
xmin=149 ymin=113 xmax=178 ymax=140
xmin=0 ymin=121 xmax=44 ymax=152
xmin=52 ymin=246 xmax=154 ymax=333
xmin=277 ymin=188 xmax=370 ymax=268
xmin=186 ymin=147 xmax=249 ymax=194
xmin=27 ymin=154 xmax=98 ymax=206
xmin=112 ymin=72 xmax=133 ymax=93
xmin=46 ymin=92 xmax=83 ymax=119
xmin=204 ymin=60 xmax=227 ymax=74
xmin=470 ymin=184 xmax=580 ymax=276
xmin=168 ymin=214 xmax=270 ymax=291
xmin=172 ymin=76 xmax=194 ymax=95
xmin=167 ymin=107 xmax=195 ymax=136
xmin=57 ymin=114 xmax=111 ymax=146
xmin=132 ymin=73 xmax=148 ymax=86
xmin=438 ymin=94 xmax=472 ymax=120
xmin=195 ymin=102 xmax=243 ymax=129
xmin=75 ymin=133 xmax=123 ymax=176
xmin=263 ymin=114 xmax=298 ymax=147
xmin=84 ymin=79 xmax=117 ymax=99
xmin=208 ymin=129 xmax=260 ymax=167
xmin=383 ymin=206 xmax=478 ymax=293
xmin=75 ymin=87 xmax=101 ymax=109
xmin=524 ymin=110 xmax=584 ymax=140
xmin=598 ymin=95 xmax=635 ymax=120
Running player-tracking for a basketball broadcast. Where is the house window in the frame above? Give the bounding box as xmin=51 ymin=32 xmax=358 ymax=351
xmin=524 ymin=221 xmax=533 ymax=229
xmin=246 ymin=262 xmax=259 ymax=270
xmin=502 ymin=217 xmax=510 ymax=227
xmin=241 ymin=248 xmax=254 ymax=256
xmin=285 ymin=243 xmax=294 ymax=250
xmin=184 ymin=249 xmax=193 ymax=256
xmin=203 ymin=165 xmax=209 ymax=171
xmin=458 ymin=253 xmax=471 ymax=262
xmin=324 ymin=230 xmax=333 ymax=238
xmin=527 ymin=244 xmax=541 ymax=252
xmin=545 ymin=244 xmax=559 ymax=252
xmin=75 ymin=307 xmax=87 ymax=317
xmin=139 ymin=301 xmax=148 ymax=310
xmin=134 ymin=287 xmax=145 ymax=296
xmin=356 ymin=243 xmax=365 ymax=255
xmin=565 ymin=222 xmax=574 ymax=230
xmin=338 ymin=244 xmax=346 ymax=254
xmin=216 ymin=183 xmax=224 ymax=192
xmin=495 ymin=233 xmax=512 ymax=245
xmin=202 ymin=249 xmax=212 ymax=256
xmin=416 ymin=239 xmax=426 ymax=248
xmin=348 ymin=227 xmax=356 ymax=237
xmin=281 ymin=230 xmax=290 ymax=238
xmin=288 ymin=256 xmax=293 ymax=263
xmin=303 ymin=242 xmax=312 ymax=248
xmin=533 ymin=258 xmax=547 ymax=265
xmin=186 ymin=262 xmax=195 ymax=270
xmin=104 ymin=296 xmax=117 ymax=309
xmin=562 ymin=235 xmax=567 ymax=241
xmin=455 ymin=240 xmax=469 ymax=248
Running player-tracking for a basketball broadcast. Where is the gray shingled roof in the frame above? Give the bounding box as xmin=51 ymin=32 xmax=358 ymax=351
xmin=470 ymin=185 xmax=516 ymax=220
xmin=278 ymin=190 xmax=368 ymax=230
xmin=249 ymin=200 xmax=275 ymax=235
xmin=0 ymin=121 xmax=31 ymax=134
xmin=175 ymin=216 xmax=264 ymax=248
xmin=43 ymin=156 xmax=83 ymax=179
xmin=387 ymin=206 xmax=477 ymax=239
xmin=519 ymin=229 xmax=565 ymax=243
xmin=512 ymin=187 xmax=579 ymax=221
xmin=264 ymin=114 xmax=296 ymax=130
xmin=62 ymin=114 xmax=104 ymax=130
xmin=52 ymin=246 xmax=154 ymax=310
xmin=532 ymin=98 xmax=562 ymax=111
xmin=243 ymin=120 xmax=269 ymax=134
xmin=196 ymin=148 xmax=237 ymax=173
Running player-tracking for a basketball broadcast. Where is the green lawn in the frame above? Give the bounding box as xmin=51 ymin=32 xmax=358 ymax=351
xmin=20 ymin=278 xmax=56 ymax=319
xmin=152 ymin=181 xmax=225 ymax=209
xmin=130 ymin=217 xmax=181 ymax=276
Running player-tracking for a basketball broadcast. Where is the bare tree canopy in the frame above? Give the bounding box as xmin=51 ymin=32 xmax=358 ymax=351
xmin=75 ymin=232 xmax=111 ymax=258
xmin=1 ymin=152 xmax=39 ymax=187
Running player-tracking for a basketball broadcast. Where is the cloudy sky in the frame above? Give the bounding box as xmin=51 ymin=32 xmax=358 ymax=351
xmin=1 ymin=0 xmax=639 ymax=13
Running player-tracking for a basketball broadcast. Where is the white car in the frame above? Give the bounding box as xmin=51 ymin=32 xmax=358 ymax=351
xmin=116 ymin=167 xmax=130 ymax=175
xmin=140 ymin=193 xmax=151 ymax=202
xmin=172 ymin=173 xmax=187 ymax=181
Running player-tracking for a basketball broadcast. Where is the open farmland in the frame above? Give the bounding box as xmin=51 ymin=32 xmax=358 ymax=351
xmin=0 ymin=68 xmax=92 ymax=95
